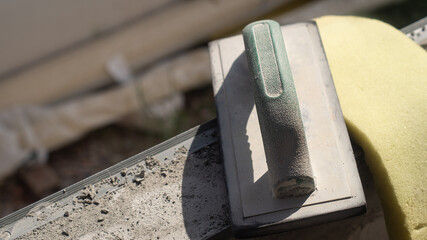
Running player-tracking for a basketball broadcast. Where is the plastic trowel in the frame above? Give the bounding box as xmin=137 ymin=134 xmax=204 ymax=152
xmin=210 ymin=20 xmax=366 ymax=238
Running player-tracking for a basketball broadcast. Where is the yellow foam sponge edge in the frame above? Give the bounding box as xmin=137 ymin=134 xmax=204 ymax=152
xmin=315 ymin=16 xmax=427 ymax=240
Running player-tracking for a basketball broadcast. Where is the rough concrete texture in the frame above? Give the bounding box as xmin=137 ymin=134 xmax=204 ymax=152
xmin=16 ymin=143 xmax=229 ymax=240
xmin=11 ymin=139 xmax=389 ymax=240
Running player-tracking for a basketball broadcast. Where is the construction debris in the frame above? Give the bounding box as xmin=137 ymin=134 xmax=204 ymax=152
xmin=15 ymin=143 xmax=230 ymax=240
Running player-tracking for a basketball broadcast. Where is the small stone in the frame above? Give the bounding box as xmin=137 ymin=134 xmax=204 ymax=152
xmin=77 ymin=186 xmax=96 ymax=204
xmin=63 ymin=211 xmax=69 ymax=217
xmin=133 ymin=171 xmax=145 ymax=184
xmin=145 ymin=156 xmax=159 ymax=170
xmin=101 ymin=209 xmax=109 ymax=214
xmin=97 ymin=217 xmax=104 ymax=222
xmin=110 ymin=176 xmax=119 ymax=186
xmin=175 ymin=146 xmax=188 ymax=155
xmin=160 ymin=173 xmax=167 ymax=177
xmin=61 ymin=231 xmax=69 ymax=237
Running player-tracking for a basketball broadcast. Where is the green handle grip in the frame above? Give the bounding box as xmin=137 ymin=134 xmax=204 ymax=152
xmin=243 ymin=20 xmax=314 ymax=198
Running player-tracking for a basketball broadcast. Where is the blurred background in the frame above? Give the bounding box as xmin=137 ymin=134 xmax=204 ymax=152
xmin=0 ymin=0 xmax=425 ymax=218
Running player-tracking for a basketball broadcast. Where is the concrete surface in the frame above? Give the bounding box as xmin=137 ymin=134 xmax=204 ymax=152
xmin=0 ymin=121 xmax=389 ymax=239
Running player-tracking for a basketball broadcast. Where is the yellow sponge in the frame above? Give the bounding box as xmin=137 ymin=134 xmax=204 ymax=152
xmin=316 ymin=16 xmax=427 ymax=240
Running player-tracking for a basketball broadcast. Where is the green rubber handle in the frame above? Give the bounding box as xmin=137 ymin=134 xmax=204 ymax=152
xmin=243 ymin=20 xmax=314 ymax=198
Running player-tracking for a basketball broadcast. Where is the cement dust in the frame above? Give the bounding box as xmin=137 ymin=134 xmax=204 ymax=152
xmin=17 ymin=143 xmax=230 ymax=240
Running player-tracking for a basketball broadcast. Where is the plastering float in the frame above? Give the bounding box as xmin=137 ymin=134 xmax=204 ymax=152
xmin=210 ymin=20 xmax=366 ymax=238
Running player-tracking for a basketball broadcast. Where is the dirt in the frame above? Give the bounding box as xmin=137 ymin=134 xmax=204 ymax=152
xmin=16 ymin=143 xmax=229 ymax=240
